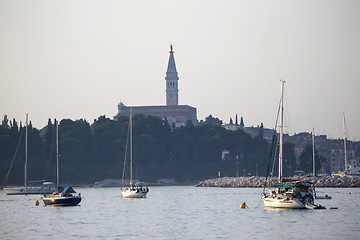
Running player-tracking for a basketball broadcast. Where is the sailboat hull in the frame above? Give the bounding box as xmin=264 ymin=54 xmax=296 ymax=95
xmin=121 ymin=189 xmax=147 ymax=198
xmin=4 ymin=187 xmax=55 ymax=195
xmin=42 ymin=196 xmax=81 ymax=206
xmin=262 ymin=196 xmax=306 ymax=209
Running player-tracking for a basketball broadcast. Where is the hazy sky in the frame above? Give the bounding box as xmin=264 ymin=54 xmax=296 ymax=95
xmin=1 ymin=0 xmax=359 ymax=140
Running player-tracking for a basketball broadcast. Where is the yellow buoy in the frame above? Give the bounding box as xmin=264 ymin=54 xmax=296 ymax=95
xmin=35 ymin=200 xmax=39 ymax=206
xmin=240 ymin=202 xmax=247 ymax=209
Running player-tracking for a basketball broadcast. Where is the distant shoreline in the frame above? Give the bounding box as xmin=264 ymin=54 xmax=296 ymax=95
xmin=196 ymin=176 xmax=360 ymax=188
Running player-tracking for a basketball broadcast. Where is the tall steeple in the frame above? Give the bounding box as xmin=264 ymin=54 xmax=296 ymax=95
xmin=165 ymin=44 xmax=179 ymax=106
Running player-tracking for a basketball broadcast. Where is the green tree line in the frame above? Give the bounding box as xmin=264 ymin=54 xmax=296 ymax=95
xmin=0 ymin=114 xmax=319 ymax=185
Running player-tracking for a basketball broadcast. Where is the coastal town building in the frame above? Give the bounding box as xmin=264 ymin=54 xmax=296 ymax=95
xmin=284 ymin=133 xmax=360 ymax=175
xmin=223 ymin=114 xmax=244 ymax=131
xmin=114 ymin=45 xmax=197 ymax=128
xmin=223 ymin=115 xmax=275 ymax=143
xmin=223 ymin=119 xmax=360 ymax=175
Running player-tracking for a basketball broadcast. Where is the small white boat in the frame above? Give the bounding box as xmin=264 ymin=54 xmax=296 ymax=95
xmin=121 ymin=184 xmax=149 ymax=198
xmin=313 ymin=187 xmax=332 ymax=199
xmin=121 ymin=109 xmax=148 ymax=198
xmin=315 ymin=195 xmax=332 ymax=200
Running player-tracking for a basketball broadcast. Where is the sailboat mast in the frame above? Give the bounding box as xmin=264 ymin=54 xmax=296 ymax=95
xmin=24 ymin=113 xmax=28 ymax=187
xmin=130 ymin=108 xmax=133 ymax=186
xmin=312 ymin=128 xmax=315 ymax=177
xmin=279 ymin=80 xmax=284 ymax=180
xmin=343 ymin=112 xmax=347 ymax=173
xmin=56 ymin=121 xmax=59 ymax=186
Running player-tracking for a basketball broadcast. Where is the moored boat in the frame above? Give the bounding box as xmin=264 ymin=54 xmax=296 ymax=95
xmin=262 ymin=81 xmax=325 ymax=210
xmin=332 ymin=112 xmax=360 ymax=177
xmin=263 ymin=182 xmax=324 ymax=209
xmin=315 ymin=195 xmax=332 ymax=200
xmin=41 ymin=121 xmax=82 ymax=206
xmin=42 ymin=186 xmax=81 ymax=206
xmin=4 ymin=183 xmax=54 ymax=195
xmin=121 ymin=108 xmax=149 ymax=198
xmin=3 ymin=114 xmax=55 ymax=195
xmin=121 ymin=183 xmax=149 ymax=198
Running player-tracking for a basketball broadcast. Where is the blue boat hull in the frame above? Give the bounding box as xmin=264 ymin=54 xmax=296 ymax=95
xmin=42 ymin=196 xmax=81 ymax=206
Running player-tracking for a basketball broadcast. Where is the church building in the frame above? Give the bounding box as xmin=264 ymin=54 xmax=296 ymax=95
xmin=114 ymin=45 xmax=198 ymax=128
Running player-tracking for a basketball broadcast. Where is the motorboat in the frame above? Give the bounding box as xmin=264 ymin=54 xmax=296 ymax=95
xmin=313 ymin=188 xmax=332 ymax=199
xmin=315 ymin=195 xmax=332 ymax=200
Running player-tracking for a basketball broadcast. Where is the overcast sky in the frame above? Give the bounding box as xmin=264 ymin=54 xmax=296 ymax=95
xmin=1 ymin=0 xmax=359 ymax=140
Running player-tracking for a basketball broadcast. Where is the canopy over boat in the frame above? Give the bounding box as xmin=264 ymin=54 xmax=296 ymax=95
xmin=54 ymin=186 xmax=77 ymax=194
xmin=275 ymin=182 xmax=311 ymax=191
xmin=276 ymin=183 xmax=308 ymax=188
xmin=275 ymin=184 xmax=296 ymax=189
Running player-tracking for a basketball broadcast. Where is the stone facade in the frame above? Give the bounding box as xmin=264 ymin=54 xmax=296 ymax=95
xmin=114 ymin=102 xmax=197 ymax=128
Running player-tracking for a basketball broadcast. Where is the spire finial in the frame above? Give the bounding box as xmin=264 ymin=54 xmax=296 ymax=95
xmin=170 ymin=44 xmax=173 ymax=52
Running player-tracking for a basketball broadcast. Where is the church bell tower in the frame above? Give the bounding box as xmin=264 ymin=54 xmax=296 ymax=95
xmin=165 ymin=44 xmax=179 ymax=106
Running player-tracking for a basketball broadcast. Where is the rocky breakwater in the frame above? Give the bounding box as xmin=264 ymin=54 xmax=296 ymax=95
xmin=196 ymin=175 xmax=360 ymax=188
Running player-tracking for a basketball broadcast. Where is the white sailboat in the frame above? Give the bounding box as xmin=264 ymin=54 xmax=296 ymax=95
xmin=333 ymin=112 xmax=360 ymax=176
xmin=121 ymin=108 xmax=148 ymax=198
xmin=333 ymin=112 xmax=349 ymax=176
xmin=262 ymin=81 xmax=324 ymax=209
xmin=41 ymin=121 xmax=82 ymax=206
xmin=4 ymin=114 xmax=55 ymax=195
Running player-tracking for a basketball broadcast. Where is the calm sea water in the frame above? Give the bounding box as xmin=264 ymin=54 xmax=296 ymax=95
xmin=1 ymin=186 xmax=359 ymax=240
